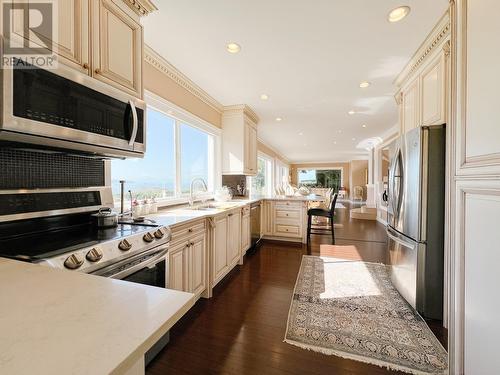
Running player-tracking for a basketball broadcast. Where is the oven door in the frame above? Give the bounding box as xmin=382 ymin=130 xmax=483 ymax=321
xmin=92 ymin=246 xmax=168 ymax=288
xmin=1 ymin=59 xmax=146 ymax=158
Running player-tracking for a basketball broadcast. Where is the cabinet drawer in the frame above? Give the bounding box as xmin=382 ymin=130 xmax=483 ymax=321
xmin=275 ymin=224 xmax=301 ymax=237
xmin=275 ymin=209 xmax=301 ymax=220
xmin=275 ymin=201 xmax=302 ymax=209
xmin=171 ymin=220 xmax=206 ymax=244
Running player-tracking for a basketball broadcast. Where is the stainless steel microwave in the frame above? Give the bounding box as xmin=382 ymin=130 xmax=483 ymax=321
xmin=0 ymin=59 xmax=146 ymax=158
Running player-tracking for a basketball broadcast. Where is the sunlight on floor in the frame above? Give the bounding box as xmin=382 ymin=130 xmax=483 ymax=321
xmin=318 ymin=256 xmax=382 ymax=299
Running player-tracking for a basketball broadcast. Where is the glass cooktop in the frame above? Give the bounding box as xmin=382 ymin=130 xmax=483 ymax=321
xmin=0 ymin=223 xmax=156 ymax=261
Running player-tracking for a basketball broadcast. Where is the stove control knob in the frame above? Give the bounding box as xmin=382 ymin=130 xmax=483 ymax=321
xmin=143 ymin=232 xmax=155 ymax=243
xmin=64 ymin=253 xmax=84 ymax=270
xmin=118 ymin=239 xmax=132 ymax=251
xmin=153 ymin=229 xmax=164 ymax=239
xmin=86 ymin=247 xmax=103 ymax=262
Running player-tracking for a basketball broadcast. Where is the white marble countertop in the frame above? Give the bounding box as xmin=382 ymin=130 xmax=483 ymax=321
xmin=0 ymin=258 xmax=195 ymax=375
xmin=135 ymin=197 xmax=319 ymax=228
xmin=148 ymin=195 xmax=325 ymax=228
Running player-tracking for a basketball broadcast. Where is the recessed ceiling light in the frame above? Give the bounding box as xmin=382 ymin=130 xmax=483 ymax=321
xmin=260 ymin=94 xmax=269 ymax=100
xmin=333 ymin=141 xmax=337 ymax=145
xmin=338 ymin=130 xmax=342 ymax=134
xmin=275 ymin=117 xmax=283 ymax=122
xmin=348 ymin=110 xmax=356 ymax=115
xmin=226 ymin=42 xmax=241 ymax=54
xmin=298 ymin=132 xmax=303 ymax=136
xmin=388 ymin=6 xmax=410 ymax=23
xmin=362 ymin=124 xmax=367 ymax=128
xmin=352 ymin=137 xmax=356 ymax=141
xmin=359 ymin=81 xmax=371 ymax=88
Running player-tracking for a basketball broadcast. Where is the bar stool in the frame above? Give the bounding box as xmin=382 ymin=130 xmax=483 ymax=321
xmin=307 ymin=193 xmax=338 ymax=244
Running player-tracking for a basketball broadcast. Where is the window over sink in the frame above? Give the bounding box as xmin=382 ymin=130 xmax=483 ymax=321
xmin=111 ymin=92 xmax=220 ymax=206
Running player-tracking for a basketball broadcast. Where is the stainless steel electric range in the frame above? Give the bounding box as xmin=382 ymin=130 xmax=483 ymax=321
xmin=0 ymin=187 xmax=171 ymax=288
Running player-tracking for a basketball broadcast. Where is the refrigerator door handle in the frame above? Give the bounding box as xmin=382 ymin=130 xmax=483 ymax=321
xmin=386 ymin=227 xmax=416 ymax=249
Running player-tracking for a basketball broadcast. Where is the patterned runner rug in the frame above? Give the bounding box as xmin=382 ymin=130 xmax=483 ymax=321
xmin=284 ymin=256 xmax=448 ymax=374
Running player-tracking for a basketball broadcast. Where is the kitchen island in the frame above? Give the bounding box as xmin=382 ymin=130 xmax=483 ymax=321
xmin=0 ymin=258 xmax=195 ymax=375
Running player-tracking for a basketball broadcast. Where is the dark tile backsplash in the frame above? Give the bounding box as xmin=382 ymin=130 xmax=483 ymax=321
xmin=0 ymin=147 xmax=105 ymax=189
xmin=222 ymin=175 xmax=248 ymax=197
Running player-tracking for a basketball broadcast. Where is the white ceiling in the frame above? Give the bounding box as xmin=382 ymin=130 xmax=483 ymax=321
xmin=143 ymin=0 xmax=449 ymax=163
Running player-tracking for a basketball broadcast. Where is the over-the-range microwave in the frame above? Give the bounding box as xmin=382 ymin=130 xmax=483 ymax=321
xmin=0 ymin=59 xmax=146 ymax=158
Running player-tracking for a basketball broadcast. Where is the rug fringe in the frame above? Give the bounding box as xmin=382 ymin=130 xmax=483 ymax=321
xmin=283 ymin=338 xmax=446 ymax=375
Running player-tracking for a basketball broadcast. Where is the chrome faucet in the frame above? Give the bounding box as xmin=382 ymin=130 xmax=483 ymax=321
xmin=189 ymin=178 xmax=208 ymax=207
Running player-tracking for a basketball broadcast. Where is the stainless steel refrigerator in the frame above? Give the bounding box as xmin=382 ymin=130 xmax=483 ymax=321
xmin=387 ymin=124 xmax=445 ymax=320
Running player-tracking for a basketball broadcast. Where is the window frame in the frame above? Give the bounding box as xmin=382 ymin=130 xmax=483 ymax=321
xmin=296 ymin=167 xmax=344 ymax=189
xmin=106 ymin=91 xmax=222 ymax=208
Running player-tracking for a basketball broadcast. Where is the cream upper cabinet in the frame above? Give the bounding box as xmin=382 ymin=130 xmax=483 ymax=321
xmin=92 ymin=0 xmax=143 ymax=97
xmin=421 ymin=53 xmax=446 ymax=126
xmin=222 ymin=105 xmax=259 ymax=176
xmin=402 ymin=78 xmax=420 ymax=133
xmin=9 ymin=0 xmax=90 ymax=72
xmin=245 ymin=122 xmax=258 ymax=174
xmin=8 ymin=0 xmax=152 ymax=98
xmin=395 ymin=13 xmax=450 ymax=134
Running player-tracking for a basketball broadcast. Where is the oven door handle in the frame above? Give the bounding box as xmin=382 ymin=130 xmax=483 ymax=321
xmin=128 ymin=99 xmax=138 ymax=146
xmin=110 ymin=247 xmax=168 ymax=280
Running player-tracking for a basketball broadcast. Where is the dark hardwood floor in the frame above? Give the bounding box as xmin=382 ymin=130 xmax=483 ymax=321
xmin=146 ymin=202 xmax=447 ymax=375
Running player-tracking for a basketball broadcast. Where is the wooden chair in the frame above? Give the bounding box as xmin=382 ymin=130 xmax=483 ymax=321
xmin=307 ymin=193 xmax=338 ymax=244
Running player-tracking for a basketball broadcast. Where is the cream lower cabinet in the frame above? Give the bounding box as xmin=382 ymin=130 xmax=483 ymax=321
xmin=168 ymin=241 xmax=188 ymax=292
xmin=241 ymin=205 xmax=251 ymax=255
xmin=262 ymin=200 xmax=274 ymax=236
xmin=209 ymin=209 xmax=242 ymax=292
xmin=188 ymin=233 xmax=206 ymax=297
xmin=262 ymin=200 xmax=307 ymax=243
xmin=168 ymin=219 xmax=207 ymax=300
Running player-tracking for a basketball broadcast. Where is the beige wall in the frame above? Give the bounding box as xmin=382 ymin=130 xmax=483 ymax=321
xmin=144 ymin=62 xmax=222 ymax=128
xmin=350 ymin=160 xmax=368 ymax=200
xmin=290 ymin=162 xmax=350 ymax=193
xmin=258 ymin=141 xmax=289 ymax=166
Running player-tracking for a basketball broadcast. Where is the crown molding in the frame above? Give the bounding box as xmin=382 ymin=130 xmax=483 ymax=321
xmin=122 ymin=0 xmax=158 ymax=16
xmin=144 ymin=45 xmax=223 ymax=113
xmin=223 ymin=104 xmax=260 ymax=124
xmin=395 ymin=11 xmax=451 ymax=87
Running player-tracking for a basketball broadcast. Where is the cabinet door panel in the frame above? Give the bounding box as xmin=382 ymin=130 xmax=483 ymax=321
xmin=189 ymin=235 xmax=206 ymax=296
xmin=169 ymin=243 xmax=187 ymax=292
xmin=93 ymin=0 xmax=142 ymax=97
xmin=213 ymin=216 xmax=228 ymax=281
xmin=421 ymin=54 xmax=445 ymax=126
xmin=248 ymin=125 xmax=258 ymax=174
xmin=402 ymin=79 xmax=419 ymax=133
xmin=241 ymin=214 xmax=250 ymax=252
xmin=10 ymin=0 xmax=90 ymax=72
xmin=227 ymin=213 xmax=241 ymax=265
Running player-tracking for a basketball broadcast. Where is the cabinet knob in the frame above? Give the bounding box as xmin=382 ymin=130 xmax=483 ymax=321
xmin=190 ymin=241 xmax=194 ymax=246
xmin=82 ymin=63 xmax=89 ymax=70
xmin=94 ymin=68 xmax=101 ymax=74
xmin=188 ymin=228 xmax=193 ymax=233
